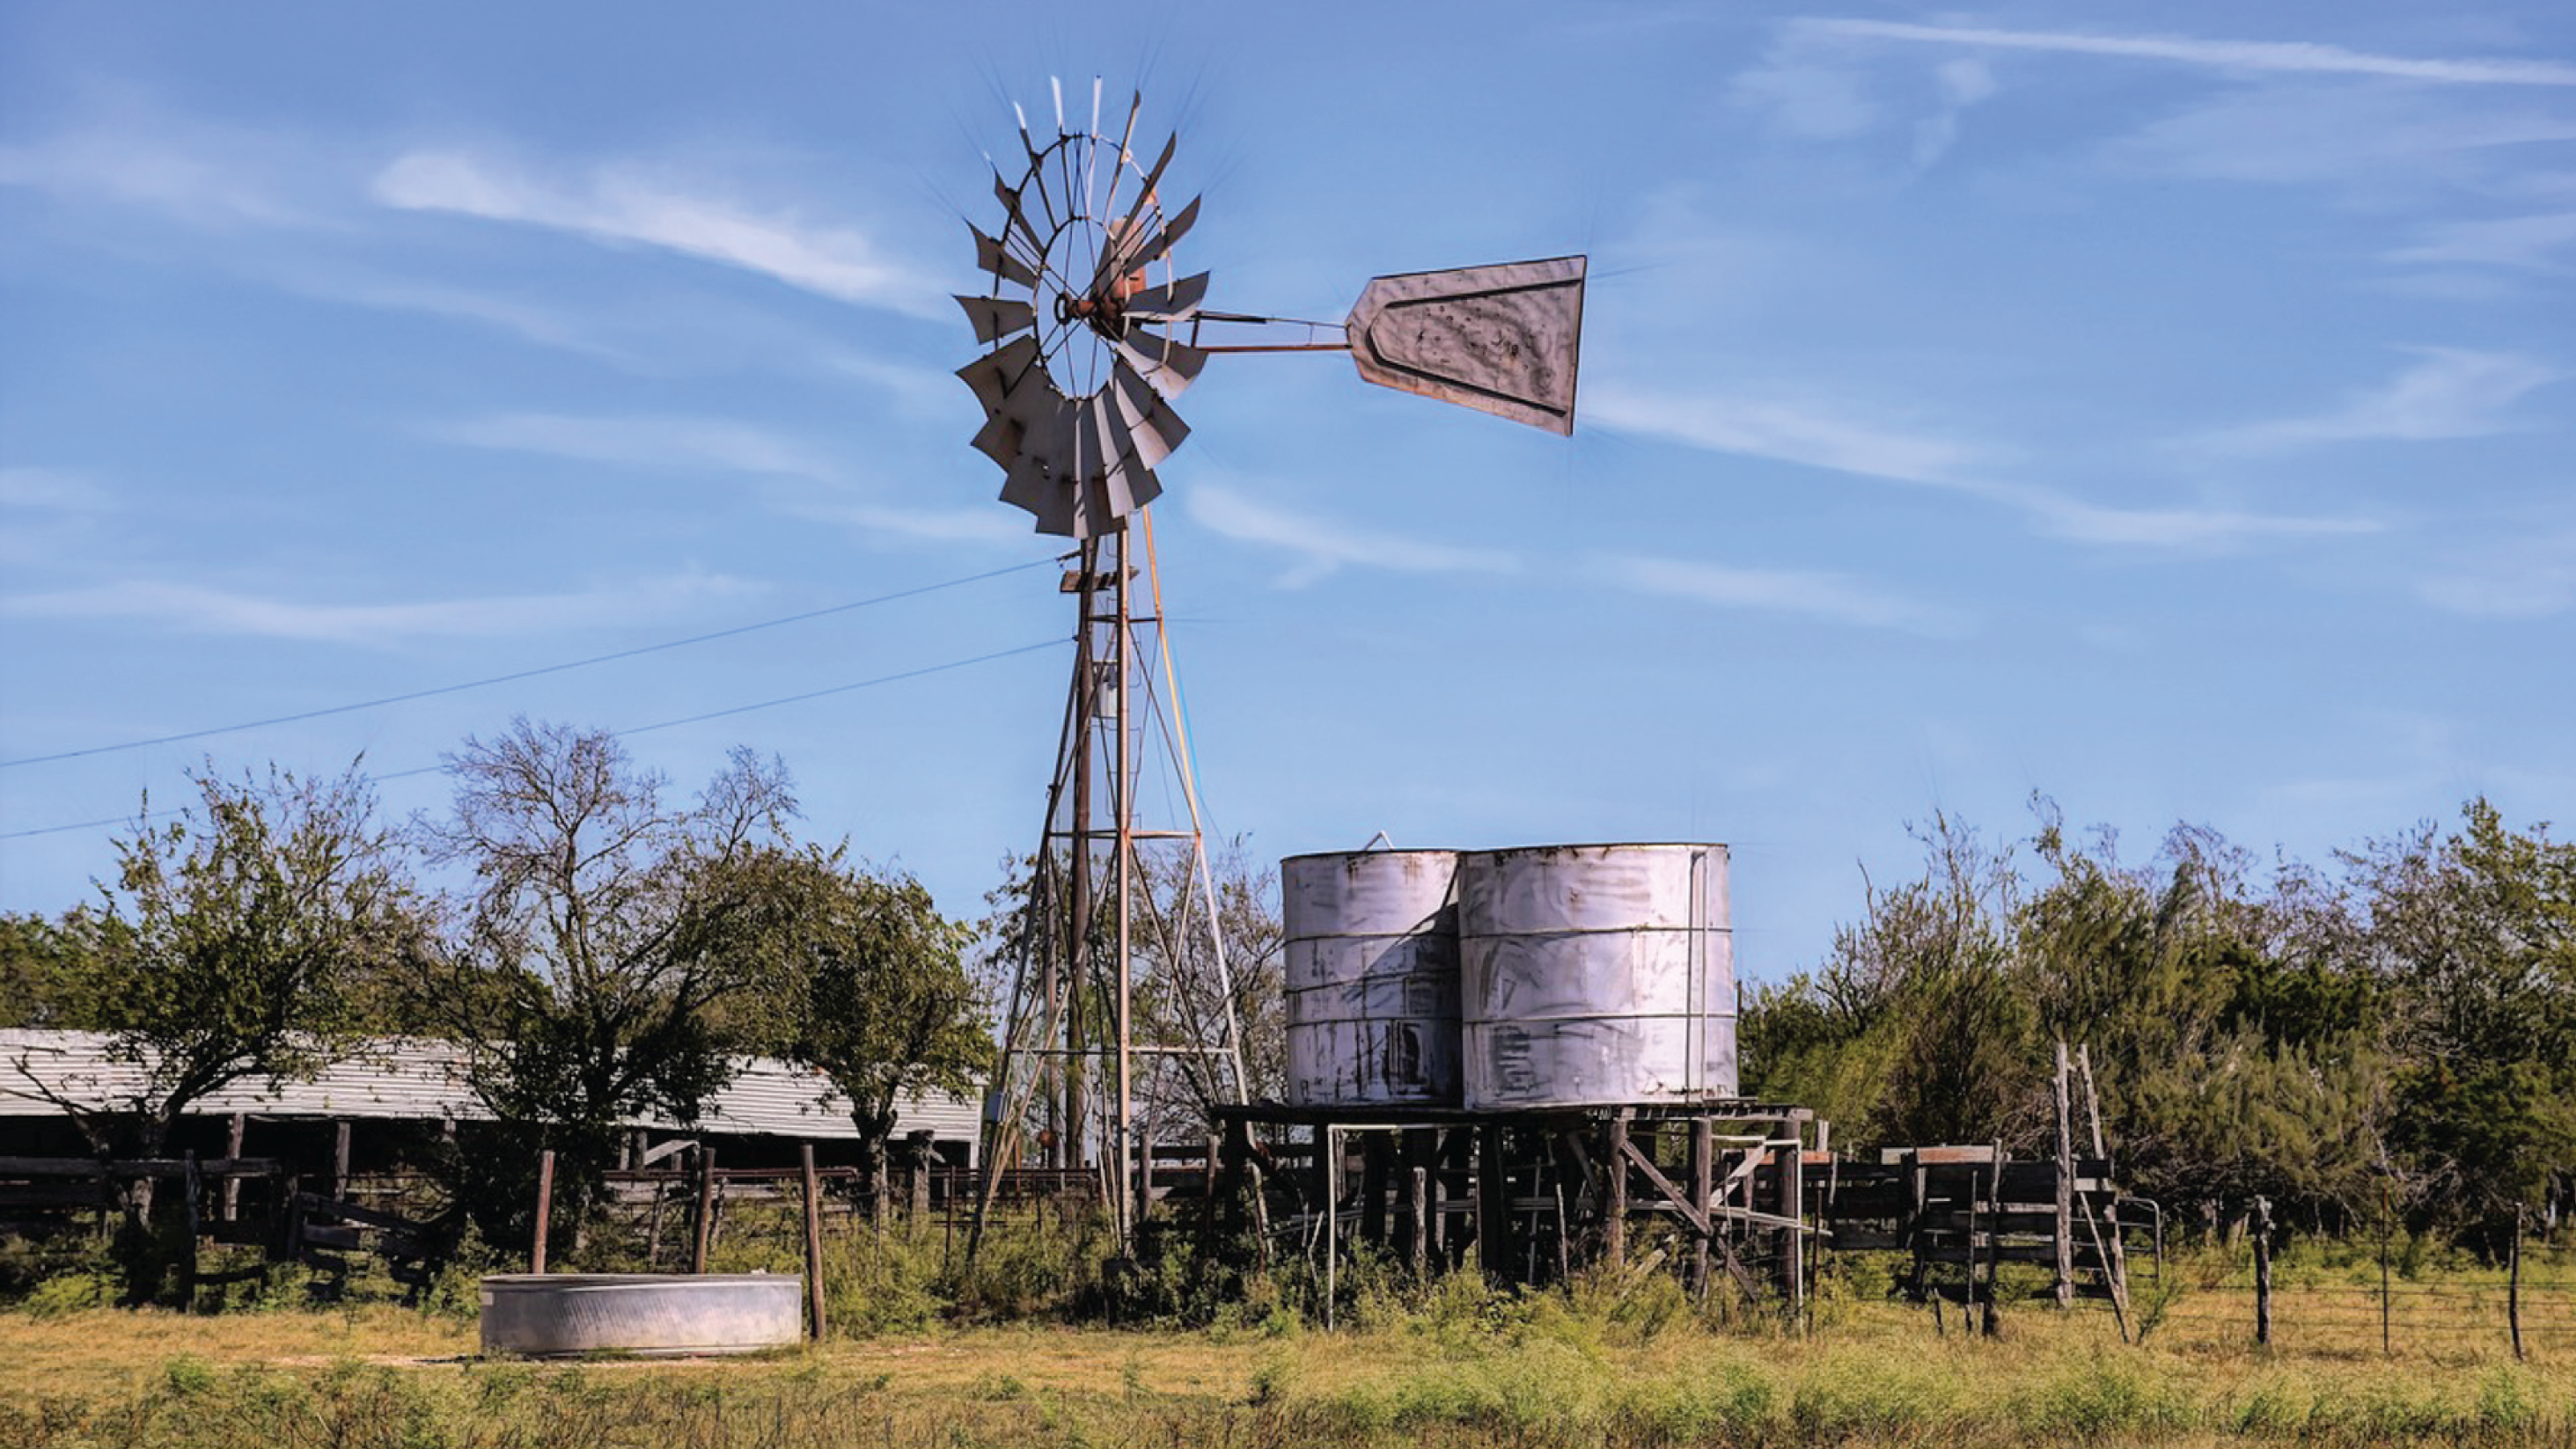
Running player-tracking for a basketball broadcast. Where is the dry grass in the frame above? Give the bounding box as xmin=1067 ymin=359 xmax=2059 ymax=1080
xmin=0 ymin=1262 xmax=2570 ymax=1446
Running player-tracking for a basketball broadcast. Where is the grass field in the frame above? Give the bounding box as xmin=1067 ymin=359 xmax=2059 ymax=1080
xmin=3 ymin=1255 xmax=2572 ymax=1449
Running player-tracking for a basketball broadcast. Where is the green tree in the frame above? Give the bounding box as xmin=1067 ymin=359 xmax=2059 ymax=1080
xmin=2353 ymin=799 xmax=2576 ymax=1228
xmin=6 ymin=764 xmax=421 ymax=1160
xmin=2015 ymin=810 xmax=2394 ymax=1226
xmin=737 ymin=848 xmax=994 ymax=1210
xmin=0 ymin=911 xmax=98 ymax=1029
xmin=415 ymin=719 xmax=798 ymax=1239
xmin=1744 ymin=814 xmax=2035 ymax=1152
xmin=3 ymin=763 xmax=422 ymax=1299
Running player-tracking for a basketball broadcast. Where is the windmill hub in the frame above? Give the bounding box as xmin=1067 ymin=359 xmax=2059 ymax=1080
xmin=1056 ymin=288 xmax=1128 ymax=339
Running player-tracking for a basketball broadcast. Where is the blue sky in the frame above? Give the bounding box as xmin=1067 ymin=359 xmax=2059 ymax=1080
xmin=4 ymin=1 xmax=2570 ymax=980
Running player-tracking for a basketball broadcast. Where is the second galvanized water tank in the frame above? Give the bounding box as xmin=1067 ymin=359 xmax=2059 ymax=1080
xmin=1281 ymin=848 xmax=1462 ymax=1106
xmin=1460 ymin=843 xmax=1737 ymax=1109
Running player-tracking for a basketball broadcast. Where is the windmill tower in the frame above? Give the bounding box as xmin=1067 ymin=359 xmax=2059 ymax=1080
xmin=957 ymin=79 xmax=1587 ymax=1255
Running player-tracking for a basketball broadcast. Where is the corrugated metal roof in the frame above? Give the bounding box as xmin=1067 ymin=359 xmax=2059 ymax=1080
xmin=0 ymin=1029 xmax=980 ymax=1153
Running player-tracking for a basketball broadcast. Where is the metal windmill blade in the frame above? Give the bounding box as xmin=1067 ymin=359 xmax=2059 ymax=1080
xmin=954 ymin=92 xmax=1204 ymax=541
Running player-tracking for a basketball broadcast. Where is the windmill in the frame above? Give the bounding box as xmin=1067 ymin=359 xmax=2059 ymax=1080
xmin=958 ymin=79 xmax=1586 ymax=1255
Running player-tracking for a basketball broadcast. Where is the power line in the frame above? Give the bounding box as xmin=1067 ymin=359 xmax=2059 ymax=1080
xmin=0 ymin=635 xmax=1069 ymax=842
xmin=0 ymin=558 xmax=1058 ymax=770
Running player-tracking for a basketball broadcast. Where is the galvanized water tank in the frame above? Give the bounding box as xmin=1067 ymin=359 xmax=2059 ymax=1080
xmin=479 ymin=1273 xmax=803 ymax=1357
xmin=1281 ymin=849 xmax=1463 ymax=1106
xmin=1459 ymin=843 xmax=1736 ymax=1109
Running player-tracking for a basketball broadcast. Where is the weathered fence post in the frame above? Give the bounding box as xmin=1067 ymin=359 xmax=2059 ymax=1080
xmin=180 ymin=1151 xmax=202 ymax=1312
xmin=1410 ymin=1166 xmax=1431 ymax=1277
xmin=2252 ymin=1195 xmax=2272 ymax=1347
xmin=224 ymin=1114 xmax=246 ymax=1223
xmin=800 ymin=1145 xmax=826 ymax=1342
xmin=1476 ymin=1123 xmax=1511 ymax=1284
xmin=1786 ymin=1119 xmax=1807 ymax=1319
xmin=1323 ymin=1126 xmax=1339 ymax=1332
xmin=2053 ymin=1042 xmax=2075 ymax=1309
xmin=330 ymin=1120 xmax=352 ymax=1206
xmin=1979 ymin=1146 xmax=2001 ymax=1338
xmin=1689 ymin=1117 xmax=1714 ymax=1299
xmin=2378 ymin=1178 xmax=2393 ymax=1358
xmin=691 ymin=1146 xmax=718 ymax=1275
xmin=531 ymin=1149 xmax=554 ymax=1274
xmin=2509 ymin=1207 xmax=2525 ymax=1362
xmin=1604 ymin=1115 xmax=1629 ymax=1270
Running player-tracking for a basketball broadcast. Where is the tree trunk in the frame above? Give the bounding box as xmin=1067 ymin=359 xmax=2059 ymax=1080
xmin=852 ymin=1101 xmax=899 ymax=1238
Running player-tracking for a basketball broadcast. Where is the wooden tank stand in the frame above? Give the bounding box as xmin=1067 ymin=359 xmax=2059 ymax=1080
xmin=1209 ymin=1101 xmax=1823 ymax=1303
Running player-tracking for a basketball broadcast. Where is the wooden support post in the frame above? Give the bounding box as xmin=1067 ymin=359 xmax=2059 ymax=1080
xmin=2075 ymin=1045 xmax=2131 ymax=1304
xmin=531 ymin=1149 xmax=554 ymax=1274
xmin=1199 ymin=1131 xmax=1222 ymax=1258
xmin=644 ymin=1170 xmax=667 ymax=1270
xmin=1909 ymin=1153 xmax=1929 ymax=1309
xmin=801 ymin=1145 xmax=827 ymax=1342
xmin=1138 ymin=1133 xmax=1156 ymax=1224
xmin=1785 ymin=1123 xmax=1807 ymax=1316
xmin=2509 ymin=1208 xmax=2525 ymax=1362
xmin=1603 ymin=1116 xmax=1630 ymax=1270
xmin=277 ymin=1174 xmax=302 ymax=1263
xmin=1689 ymin=1118 xmax=1714 ymax=1299
xmin=223 ymin=1114 xmax=246 ymax=1223
xmin=692 ymin=1146 xmax=718 ymax=1276
xmin=1216 ymin=1121 xmax=1244 ymax=1239
xmin=180 ymin=1151 xmax=202 ymax=1312
xmin=1324 ymin=1126 xmax=1339 ymax=1332
xmin=2054 ymin=1041 xmax=2076 ymax=1309
xmin=1979 ymin=1147 xmax=2000 ymax=1338
xmin=1360 ymin=1133 xmax=1390 ymax=1247
xmin=1477 ymin=1122 xmax=1512 ymax=1284
xmin=1410 ymin=1166 xmax=1431 ymax=1278
xmin=2252 ymin=1195 xmax=2272 ymax=1347
xmin=2378 ymin=1178 xmax=2392 ymax=1358
xmin=330 ymin=1119 xmax=352 ymax=1207
xmin=1310 ymin=1129 xmax=1334 ymax=1230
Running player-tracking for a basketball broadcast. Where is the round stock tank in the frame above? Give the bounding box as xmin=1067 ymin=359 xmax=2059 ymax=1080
xmin=1281 ymin=848 xmax=1462 ymax=1106
xmin=1459 ymin=843 xmax=1736 ymax=1109
xmin=479 ymin=1273 xmax=803 ymax=1357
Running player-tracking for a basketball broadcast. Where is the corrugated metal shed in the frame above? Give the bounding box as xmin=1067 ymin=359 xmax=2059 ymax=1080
xmin=0 ymin=1029 xmax=980 ymax=1160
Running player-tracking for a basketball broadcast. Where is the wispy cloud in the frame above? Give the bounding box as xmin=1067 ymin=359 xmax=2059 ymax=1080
xmin=1591 ymin=383 xmax=2380 ymax=548
xmin=2200 ymin=348 xmax=2561 ymax=452
xmin=0 ymin=466 xmax=118 ymax=513
xmin=2413 ymin=528 xmax=2576 ymax=618
xmin=2387 ymin=211 xmax=2576 ymax=270
xmin=1184 ymin=486 xmax=1519 ymax=587
xmin=280 ymin=273 xmax=640 ymax=365
xmin=432 ymin=413 xmax=838 ymax=479
xmin=1802 ymin=20 xmax=2576 ymax=87
xmin=373 ymin=150 xmax=943 ymax=317
xmin=1594 ymin=552 xmax=1971 ymax=635
xmin=1584 ymin=383 xmax=1988 ymax=487
xmin=2106 ymin=85 xmax=2576 ymax=194
xmin=1 ymin=571 xmax=765 ymax=645
xmin=432 ymin=412 xmax=1020 ymax=547
xmin=0 ymin=126 xmax=324 ymax=226
xmin=2031 ymin=500 xmax=2382 ymax=548
xmin=779 ymin=496 xmax=1032 ymax=545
